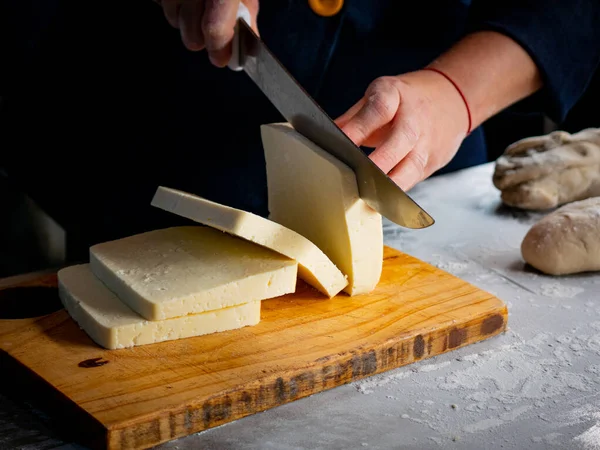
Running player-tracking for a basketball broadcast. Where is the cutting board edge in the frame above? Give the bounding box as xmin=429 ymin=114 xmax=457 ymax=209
xmin=101 ymin=301 xmax=508 ymax=449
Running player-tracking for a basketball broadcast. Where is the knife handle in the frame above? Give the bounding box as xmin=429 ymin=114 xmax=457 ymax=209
xmin=228 ymin=2 xmax=251 ymax=71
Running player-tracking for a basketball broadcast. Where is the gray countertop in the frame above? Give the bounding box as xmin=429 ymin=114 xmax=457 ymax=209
xmin=3 ymin=162 xmax=600 ymax=450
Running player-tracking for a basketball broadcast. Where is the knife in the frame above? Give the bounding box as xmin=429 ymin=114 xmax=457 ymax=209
xmin=228 ymin=5 xmax=433 ymax=229
xmin=151 ymin=1 xmax=434 ymax=229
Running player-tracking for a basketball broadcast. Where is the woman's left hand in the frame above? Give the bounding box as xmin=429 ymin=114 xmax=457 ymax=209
xmin=335 ymin=69 xmax=469 ymax=191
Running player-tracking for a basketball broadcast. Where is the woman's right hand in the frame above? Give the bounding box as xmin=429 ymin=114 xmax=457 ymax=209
xmin=159 ymin=0 xmax=259 ymax=67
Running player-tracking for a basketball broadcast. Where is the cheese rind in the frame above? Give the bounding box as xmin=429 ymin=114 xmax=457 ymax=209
xmin=89 ymin=226 xmax=297 ymax=320
xmin=150 ymin=186 xmax=348 ymax=297
xmin=261 ymin=123 xmax=383 ymax=296
xmin=58 ymin=264 xmax=261 ymax=350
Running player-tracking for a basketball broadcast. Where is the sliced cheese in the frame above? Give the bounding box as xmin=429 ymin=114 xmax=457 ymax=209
xmin=89 ymin=226 xmax=297 ymax=320
xmin=261 ymin=122 xmax=383 ymax=296
xmin=150 ymin=186 xmax=348 ymax=297
xmin=58 ymin=264 xmax=261 ymax=349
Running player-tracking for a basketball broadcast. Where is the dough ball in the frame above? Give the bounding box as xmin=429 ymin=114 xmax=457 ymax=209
xmin=493 ymin=128 xmax=600 ymax=210
xmin=521 ymin=197 xmax=600 ymax=275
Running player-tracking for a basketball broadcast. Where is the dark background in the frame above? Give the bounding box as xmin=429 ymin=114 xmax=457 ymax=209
xmin=0 ymin=1 xmax=598 ymax=279
xmin=484 ymin=67 xmax=600 ymax=162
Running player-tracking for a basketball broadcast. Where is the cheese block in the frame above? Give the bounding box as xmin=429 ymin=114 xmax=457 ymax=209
xmin=89 ymin=226 xmax=297 ymax=320
xmin=150 ymin=186 xmax=348 ymax=298
xmin=261 ymin=123 xmax=383 ymax=296
xmin=57 ymin=264 xmax=261 ymax=349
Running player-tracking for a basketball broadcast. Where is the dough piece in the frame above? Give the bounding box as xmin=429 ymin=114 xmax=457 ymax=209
xmin=58 ymin=264 xmax=260 ymax=349
xmin=521 ymin=197 xmax=600 ymax=275
xmin=493 ymin=128 xmax=600 ymax=210
xmin=151 ymin=186 xmax=348 ymax=298
xmin=89 ymin=226 xmax=297 ymax=320
xmin=261 ymin=122 xmax=383 ymax=296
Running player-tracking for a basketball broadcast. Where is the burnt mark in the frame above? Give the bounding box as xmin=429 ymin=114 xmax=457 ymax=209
xmin=363 ymin=350 xmax=378 ymax=375
xmin=78 ymin=357 xmax=109 ymax=368
xmin=0 ymin=286 xmax=62 ymax=319
xmin=146 ymin=420 xmax=160 ymax=446
xmin=400 ymin=342 xmax=409 ymax=360
xmin=169 ymin=413 xmax=177 ymax=437
xmin=241 ymin=391 xmax=252 ymax=405
xmin=322 ymin=364 xmax=334 ymax=386
xmin=334 ymin=360 xmax=347 ymax=384
xmin=384 ymin=346 xmax=396 ymax=366
xmin=288 ymin=378 xmax=298 ymax=399
xmin=184 ymin=408 xmax=194 ymax=430
xmin=315 ymin=355 xmax=331 ymax=364
xmin=413 ymin=335 xmax=425 ymax=359
xmin=384 ymin=255 xmax=400 ymax=261
xmin=275 ymin=377 xmax=286 ymax=402
xmin=352 ymin=350 xmax=378 ymax=377
xmin=292 ymin=371 xmax=315 ymax=395
xmin=481 ymin=314 xmax=505 ymax=335
xmin=448 ymin=328 xmax=467 ymax=349
xmin=257 ymin=385 xmax=267 ymax=406
xmin=120 ymin=429 xmax=130 ymax=450
xmin=351 ymin=354 xmax=361 ymax=377
xmin=203 ymin=397 xmax=232 ymax=426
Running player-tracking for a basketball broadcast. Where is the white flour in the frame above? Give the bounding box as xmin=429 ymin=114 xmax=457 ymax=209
xmin=540 ymin=283 xmax=585 ymax=298
xmin=352 ymin=322 xmax=600 ymax=445
xmin=416 ymin=361 xmax=451 ymax=373
xmin=575 ymin=418 xmax=600 ymax=450
xmin=548 ymin=405 xmax=600 ymax=450
xmin=434 ymin=260 xmax=469 ymax=273
xmin=367 ymin=207 xmax=600 ymax=447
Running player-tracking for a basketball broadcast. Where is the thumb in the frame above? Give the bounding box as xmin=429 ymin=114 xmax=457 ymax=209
xmin=338 ymin=77 xmax=400 ymax=147
xmin=334 ymin=97 xmax=365 ymax=129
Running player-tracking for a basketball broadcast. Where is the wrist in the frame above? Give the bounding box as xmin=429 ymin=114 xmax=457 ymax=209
xmin=421 ymin=67 xmax=472 ymax=135
xmin=425 ymin=31 xmax=543 ymax=129
xmin=397 ymin=69 xmax=470 ymax=140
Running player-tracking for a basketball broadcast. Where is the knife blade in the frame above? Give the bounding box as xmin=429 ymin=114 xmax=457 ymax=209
xmin=231 ymin=19 xmax=434 ymax=229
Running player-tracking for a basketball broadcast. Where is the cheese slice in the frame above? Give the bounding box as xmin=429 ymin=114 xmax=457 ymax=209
xmin=58 ymin=264 xmax=261 ymax=349
xmin=261 ymin=123 xmax=383 ymax=296
xmin=89 ymin=226 xmax=297 ymax=320
xmin=150 ymin=186 xmax=348 ymax=297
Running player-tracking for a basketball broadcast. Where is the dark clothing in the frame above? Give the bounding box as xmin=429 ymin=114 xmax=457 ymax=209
xmin=1 ymin=0 xmax=599 ymax=259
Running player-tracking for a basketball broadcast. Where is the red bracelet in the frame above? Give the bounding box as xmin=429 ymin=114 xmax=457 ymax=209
xmin=422 ymin=67 xmax=472 ymax=135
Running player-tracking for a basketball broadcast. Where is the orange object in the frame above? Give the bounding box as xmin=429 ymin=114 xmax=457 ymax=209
xmin=308 ymin=0 xmax=344 ymax=17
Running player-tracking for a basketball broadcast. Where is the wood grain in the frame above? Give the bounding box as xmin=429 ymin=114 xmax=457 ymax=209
xmin=0 ymin=246 xmax=508 ymax=449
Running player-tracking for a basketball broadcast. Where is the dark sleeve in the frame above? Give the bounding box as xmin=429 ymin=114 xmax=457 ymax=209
xmin=465 ymin=0 xmax=600 ymax=124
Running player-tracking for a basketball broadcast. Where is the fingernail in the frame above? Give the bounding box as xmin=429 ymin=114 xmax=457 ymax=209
xmin=208 ymin=54 xmax=225 ymax=68
xmin=186 ymin=41 xmax=200 ymax=51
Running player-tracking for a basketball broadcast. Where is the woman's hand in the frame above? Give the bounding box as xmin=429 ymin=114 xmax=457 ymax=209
xmin=335 ymin=70 xmax=469 ymax=191
xmin=336 ymin=31 xmax=543 ymax=191
xmin=159 ymin=0 xmax=259 ymax=67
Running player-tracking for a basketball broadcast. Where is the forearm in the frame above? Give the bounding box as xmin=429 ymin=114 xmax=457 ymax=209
xmin=426 ymin=30 xmax=543 ymax=130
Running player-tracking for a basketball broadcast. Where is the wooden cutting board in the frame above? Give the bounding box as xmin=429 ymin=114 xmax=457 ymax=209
xmin=0 ymin=246 xmax=507 ymax=450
